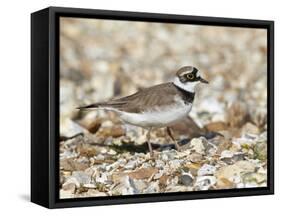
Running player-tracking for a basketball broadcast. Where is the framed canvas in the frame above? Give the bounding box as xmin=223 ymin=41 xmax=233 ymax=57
xmin=31 ymin=6 xmax=274 ymax=208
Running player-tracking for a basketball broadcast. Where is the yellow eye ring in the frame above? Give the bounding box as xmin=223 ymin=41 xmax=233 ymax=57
xmin=186 ymin=74 xmax=194 ymax=79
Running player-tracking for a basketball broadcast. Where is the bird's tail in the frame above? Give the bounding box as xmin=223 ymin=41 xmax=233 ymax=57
xmin=76 ymin=103 xmax=104 ymax=110
xmin=77 ymin=100 xmax=127 ymax=110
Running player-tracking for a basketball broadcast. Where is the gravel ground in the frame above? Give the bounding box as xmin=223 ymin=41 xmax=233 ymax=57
xmin=59 ymin=18 xmax=267 ymax=198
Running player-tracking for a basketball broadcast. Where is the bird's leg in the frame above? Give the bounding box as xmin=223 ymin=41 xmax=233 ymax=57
xmin=146 ymin=127 xmax=153 ymax=156
xmin=166 ymin=126 xmax=181 ymax=151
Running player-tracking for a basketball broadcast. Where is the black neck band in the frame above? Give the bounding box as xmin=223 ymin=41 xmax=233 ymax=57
xmin=173 ymin=83 xmax=195 ymax=103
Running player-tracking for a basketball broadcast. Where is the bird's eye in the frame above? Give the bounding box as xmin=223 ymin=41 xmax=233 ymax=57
xmin=186 ymin=74 xmax=194 ymax=79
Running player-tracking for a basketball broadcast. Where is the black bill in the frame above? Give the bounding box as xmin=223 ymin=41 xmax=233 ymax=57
xmin=199 ymin=77 xmax=209 ymax=84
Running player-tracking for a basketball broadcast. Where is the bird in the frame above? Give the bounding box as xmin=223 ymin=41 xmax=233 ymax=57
xmin=77 ymin=66 xmax=208 ymax=156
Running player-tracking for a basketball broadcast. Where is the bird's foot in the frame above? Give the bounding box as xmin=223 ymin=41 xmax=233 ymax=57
xmin=149 ymin=150 xmax=159 ymax=161
xmin=174 ymin=142 xmax=182 ymax=151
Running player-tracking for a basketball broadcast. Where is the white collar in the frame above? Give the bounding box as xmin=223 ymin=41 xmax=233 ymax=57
xmin=173 ymin=77 xmax=199 ymax=93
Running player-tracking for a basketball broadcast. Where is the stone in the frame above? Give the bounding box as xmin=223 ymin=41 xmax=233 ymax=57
xmin=83 ymin=183 xmax=97 ymax=189
xmin=86 ymin=120 xmax=102 ymax=134
xmin=112 ymin=175 xmax=138 ymax=195
xmin=159 ymin=175 xmax=169 ymax=186
xmin=226 ymin=102 xmax=249 ymax=128
xmin=190 ymin=138 xmax=205 ymax=154
xmin=60 ymin=119 xmax=85 ymax=138
xmin=107 ymin=149 xmax=117 ymax=155
xmin=242 ymin=122 xmax=260 ymax=135
xmin=235 ymin=161 xmax=256 ymax=172
xmin=170 ymin=116 xmax=205 ymax=138
xmin=86 ymin=189 xmax=108 ymax=197
xmin=242 ymin=172 xmax=267 ymax=184
xmin=216 ymin=177 xmax=235 ymax=189
xmin=179 ymin=174 xmax=194 ymax=186
xmin=62 ymin=182 xmax=76 ymax=193
xmin=124 ymin=160 xmax=137 ymax=169
xmin=111 ymin=126 xmax=126 ymax=138
xmin=214 ymin=136 xmax=232 ymax=154
xmin=128 ymin=168 xmax=158 ymax=180
xmin=169 ymin=159 xmax=182 ymax=170
xmin=166 ymin=185 xmax=189 ymax=192
xmin=98 ymin=125 xmax=125 ymax=138
xmin=72 ymin=171 xmax=91 ymax=185
xmin=195 ymin=176 xmax=216 ymax=190
xmin=153 ymin=170 xmax=164 ymax=180
xmin=220 ymin=150 xmax=234 ymax=164
xmin=215 ymin=161 xmax=256 ymax=186
xmin=133 ymin=179 xmax=148 ymax=192
xmin=95 ymin=172 xmax=108 ymax=184
xmin=253 ymin=138 xmax=267 ymax=161
xmin=60 ymin=158 xmax=89 ymax=171
xmin=200 ymin=137 xmax=218 ymax=154
xmin=189 ymin=152 xmax=204 ymax=163
xmin=95 ymin=154 xmax=105 ymax=161
xmin=106 ymin=161 xmax=121 ymax=171
xmin=155 ymin=159 xmax=165 ymax=168
xmin=60 ymin=189 xmax=75 ymax=199
xmin=160 ymin=150 xmax=177 ymax=161
xmin=78 ymin=146 xmax=97 ymax=158
xmin=205 ymin=121 xmax=228 ymax=132
xmin=143 ymin=181 xmax=159 ymax=193
xmin=63 ymin=176 xmax=80 ymax=188
xmin=197 ymin=164 xmax=216 ymax=176
xmin=220 ymin=150 xmax=234 ymax=159
xmin=185 ymin=163 xmax=202 ymax=176
xmin=232 ymin=152 xmax=245 ymax=161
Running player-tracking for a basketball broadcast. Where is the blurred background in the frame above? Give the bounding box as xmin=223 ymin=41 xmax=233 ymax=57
xmin=60 ymin=18 xmax=267 ymax=136
xmin=59 ymin=17 xmax=267 ymax=198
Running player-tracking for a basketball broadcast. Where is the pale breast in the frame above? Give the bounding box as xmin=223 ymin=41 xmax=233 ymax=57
xmin=118 ymin=103 xmax=192 ymax=128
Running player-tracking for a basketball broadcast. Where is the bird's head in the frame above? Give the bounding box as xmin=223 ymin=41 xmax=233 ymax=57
xmin=173 ymin=66 xmax=208 ymax=92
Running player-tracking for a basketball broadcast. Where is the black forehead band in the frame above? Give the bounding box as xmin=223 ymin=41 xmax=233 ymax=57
xmin=179 ymin=67 xmax=200 ymax=82
xmin=192 ymin=68 xmax=198 ymax=74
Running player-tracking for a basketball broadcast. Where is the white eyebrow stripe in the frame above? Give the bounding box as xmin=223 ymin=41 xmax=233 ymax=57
xmin=181 ymin=71 xmax=193 ymax=76
xmin=181 ymin=70 xmax=201 ymax=78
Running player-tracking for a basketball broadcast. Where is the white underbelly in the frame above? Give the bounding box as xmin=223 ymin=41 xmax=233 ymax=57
xmin=118 ymin=103 xmax=192 ymax=128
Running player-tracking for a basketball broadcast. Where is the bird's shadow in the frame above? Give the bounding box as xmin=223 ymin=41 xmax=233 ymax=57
xmin=110 ymin=131 xmax=220 ymax=154
xmin=110 ymin=139 xmax=189 ymax=154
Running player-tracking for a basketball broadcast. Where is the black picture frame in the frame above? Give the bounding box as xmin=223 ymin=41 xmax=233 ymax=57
xmin=31 ymin=6 xmax=274 ymax=209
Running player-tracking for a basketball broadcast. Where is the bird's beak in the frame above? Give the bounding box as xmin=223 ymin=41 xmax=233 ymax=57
xmin=199 ymin=77 xmax=209 ymax=84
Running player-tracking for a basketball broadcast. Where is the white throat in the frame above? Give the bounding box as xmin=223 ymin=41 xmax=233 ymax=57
xmin=173 ymin=77 xmax=199 ymax=93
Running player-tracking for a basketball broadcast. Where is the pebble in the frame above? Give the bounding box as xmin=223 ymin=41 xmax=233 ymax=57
xmin=242 ymin=122 xmax=260 ymax=135
xmin=115 ymin=176 xmax=138 ymax=195
xmin=195 ymin=176 xmax=216 ymax=190
xmin=60 ymin=119 xmax=85 ymax=138
xmin=133 ymin=179 xmax=148 ymax=192
xmin=128 ymin=168 xmax=158 ymax=180
xmin=197 ymin=164 xmax=216 ymax=176
xmin=215 ymin=161 xmax=256 ymax=184
xmin=220 ymin=150 xmax=234 ymax=159
xmin=169 ymin=159 xmax=182 ymax=170
xmin=205 ymin=121 xmax=228 ymax=132
xmin=95 ymin=172 xmax=108 ymax=184
xmin=60 ymin=158 xmax=89 ymax=171
xmin=227 ymin=102 xmax=249 ymax=128
xmin=62 ymin=182 xmax=76 ymax=193
xmin=124 ymin=160 xmax=137 ymax=169
xmin=189 ymin=152 xmax=203 ymax=163
xmin=72 ymin=171 xmax=91 ymax=185
xmin=190 ymin=138 xmax=206 ymax=154
xmin=179 ymin=174 xmax=194 ymax=186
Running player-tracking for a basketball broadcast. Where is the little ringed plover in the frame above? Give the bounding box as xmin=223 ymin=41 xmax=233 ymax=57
xmin=78 ymin=66 xmax=208 ymax=155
